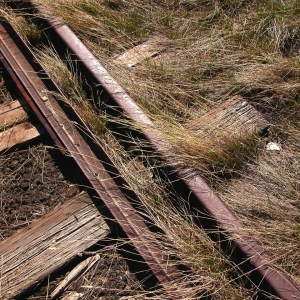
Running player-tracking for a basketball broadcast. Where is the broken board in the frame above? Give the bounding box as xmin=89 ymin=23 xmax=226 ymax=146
xmin=0 ymin=191 xmax=110 ymax=299
xmin=186 ymin=95 xmax=269 ymax=137
xmin=0 ymin=122 xmax=41 ymax=152
xmin=114 ymin=36 xmax=170 ymax=67
xmin=0 ymin=100 xmax=27 ymax=127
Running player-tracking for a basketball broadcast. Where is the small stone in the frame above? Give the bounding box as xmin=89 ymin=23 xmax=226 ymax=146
xmin=266 ymin=142 xmax=281 ymax=151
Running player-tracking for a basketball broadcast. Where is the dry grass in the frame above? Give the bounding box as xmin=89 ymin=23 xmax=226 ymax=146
xmin=220 ymin=136 xmax=300 ymax=286
xmin=0 ymin=67 xmax=15 ymax=105
xmin=0 ymin=0 xmax=299 ymax=298
xmin=31 ymin=0 xmax=300 ymax=172
xmin=33 ymin=47 xmax=252 ymax=299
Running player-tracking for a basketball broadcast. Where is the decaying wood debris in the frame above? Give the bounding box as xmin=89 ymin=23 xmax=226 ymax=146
xmin=0 ymin=99 xmax=27 ymax=127
xmin=51 ymin=254 xmax=101 ymax=299
xmin=0 ymin=122 xmax=41 ymax=152
xmin=0 ymin=192 xmax=110 ymax=299
xmin=186 ymin=95 xmax=270 ymax=138
xmin=114 ymin=35 xmax=170 ymax=67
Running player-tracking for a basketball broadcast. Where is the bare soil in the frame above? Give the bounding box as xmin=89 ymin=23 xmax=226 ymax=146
xmin=0 ymin=144 xmax=85 ymax=239
xmin=26 ymin=246 xmax=145 ymax=300
xmin=0 ymin=143 xmax=145 ymax=299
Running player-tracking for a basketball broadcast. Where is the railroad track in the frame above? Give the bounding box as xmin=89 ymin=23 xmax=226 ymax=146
xmin=0 ymin=21 xmax=186 ymax=299
xmin=0 ymin=3 xmax=300 ymax=300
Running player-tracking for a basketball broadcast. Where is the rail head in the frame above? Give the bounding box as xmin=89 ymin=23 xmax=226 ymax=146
xmin=48 ymin=22 xmax=300 ymax=300
xmin=0 ymin=20 xmax=188 ymax=299
xmin=11 ymin=3 xmax=300 ymax=299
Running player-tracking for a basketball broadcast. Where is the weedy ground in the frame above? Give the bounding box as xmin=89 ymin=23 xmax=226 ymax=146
xmin=1 ymin=0 xmax=300 ymax=299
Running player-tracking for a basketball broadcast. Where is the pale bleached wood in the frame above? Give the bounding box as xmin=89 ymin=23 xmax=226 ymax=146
xmin=61 ymin=292 xmax=84 ymax=300
xmin=0 ymin=100 xmax=21 ymax=112
xmin=114 ymin=36 xmax=170 ymax=67
xmin=0 ymin=100 xmax=27 ymax=127
xmin=0 ymin=192 xmax=110 ymax=299
xmin=0 ymin=122 xmax=40 ymax=152
xmin=51 ymin=254 xmax=100 ymax=299
xmin=186 ymin=95 xmax=269 ymax=137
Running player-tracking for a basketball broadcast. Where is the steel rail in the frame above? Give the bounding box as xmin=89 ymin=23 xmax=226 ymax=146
xmin=28 ymin=4 xmax=300 ymax=299
xmin=0 ymin=21 xmax=185 ymax=299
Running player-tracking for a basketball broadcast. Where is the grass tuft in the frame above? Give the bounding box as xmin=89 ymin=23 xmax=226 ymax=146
xmin=2 ymin=0 xmax=300 ymax=297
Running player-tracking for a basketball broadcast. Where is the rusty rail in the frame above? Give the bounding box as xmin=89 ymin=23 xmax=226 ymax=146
xmin=25 ymin=4 xmax=300 ymax=300
xmin=0 ymin=21 xmax=185 ymax=299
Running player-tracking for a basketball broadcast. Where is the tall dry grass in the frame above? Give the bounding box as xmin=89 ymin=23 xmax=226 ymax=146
xmin=1 ymin=0 xmax=299 ymax=297
xmin=30 ymin=0 xmax=300 ymax=172
xmin=33 ymin=46 xmax=254 ymax=299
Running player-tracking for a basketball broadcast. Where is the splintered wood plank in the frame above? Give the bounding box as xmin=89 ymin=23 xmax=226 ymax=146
xmin=0 ymin=100 xmax=27 ymax=127
xmin=114 ymin=36 xmax=170 ymax=67
xmin=0 ymin=122 xmax=40 ymax=152
xmin=0 ymin=192 xmax=110 ymax=299
xmin=186 ymin=95 xmax=269 ymax=137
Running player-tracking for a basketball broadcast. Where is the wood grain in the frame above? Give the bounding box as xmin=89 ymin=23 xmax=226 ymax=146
xmin=0 ymin=192 xmax=110 ymax=299
xmin=186 ymin=95 xmax=269 ymax=137
xmin=114 ymin=36 xmax=170 ymax=67
xmin=0 ymin=122 xmax=40 ymax=152
xmin=0 ymin=100 xmax=27 ymax=127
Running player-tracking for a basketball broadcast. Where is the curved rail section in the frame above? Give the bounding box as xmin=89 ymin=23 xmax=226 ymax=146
xmin=0 ymin=21 xmax=184 ymax=299
xmin=27 ymin=3 xmax=300 ymax=300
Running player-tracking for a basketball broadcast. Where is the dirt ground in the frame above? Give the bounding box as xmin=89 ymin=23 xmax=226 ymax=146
xmin=0 ymin=143 xmax=145 ymax=299
xmin=0 ymin=60 xmax=146 ymax=299
xmin=0 ymin=144 xmax=84 ymax=239
xmin=26 ymin=245 xmax=146 ymax=300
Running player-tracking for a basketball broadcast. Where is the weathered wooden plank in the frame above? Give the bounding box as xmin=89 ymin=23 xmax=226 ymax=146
xmin=114 ymin=36 xmax=170 ymax=67
xmin=186 ymin=95 xmax=269 ymax=137
xmin=0 ymin=122 xmax=40 ymax=152
xmin=51 ymin=254 xmax=100 ymax=298
xmin=0 ymin=99 xmax=22 ymax=112
xmin=0 ymin=192 xmax=110 ymax=299
xmin=0 ymin=100 xmax=27 ymax=127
